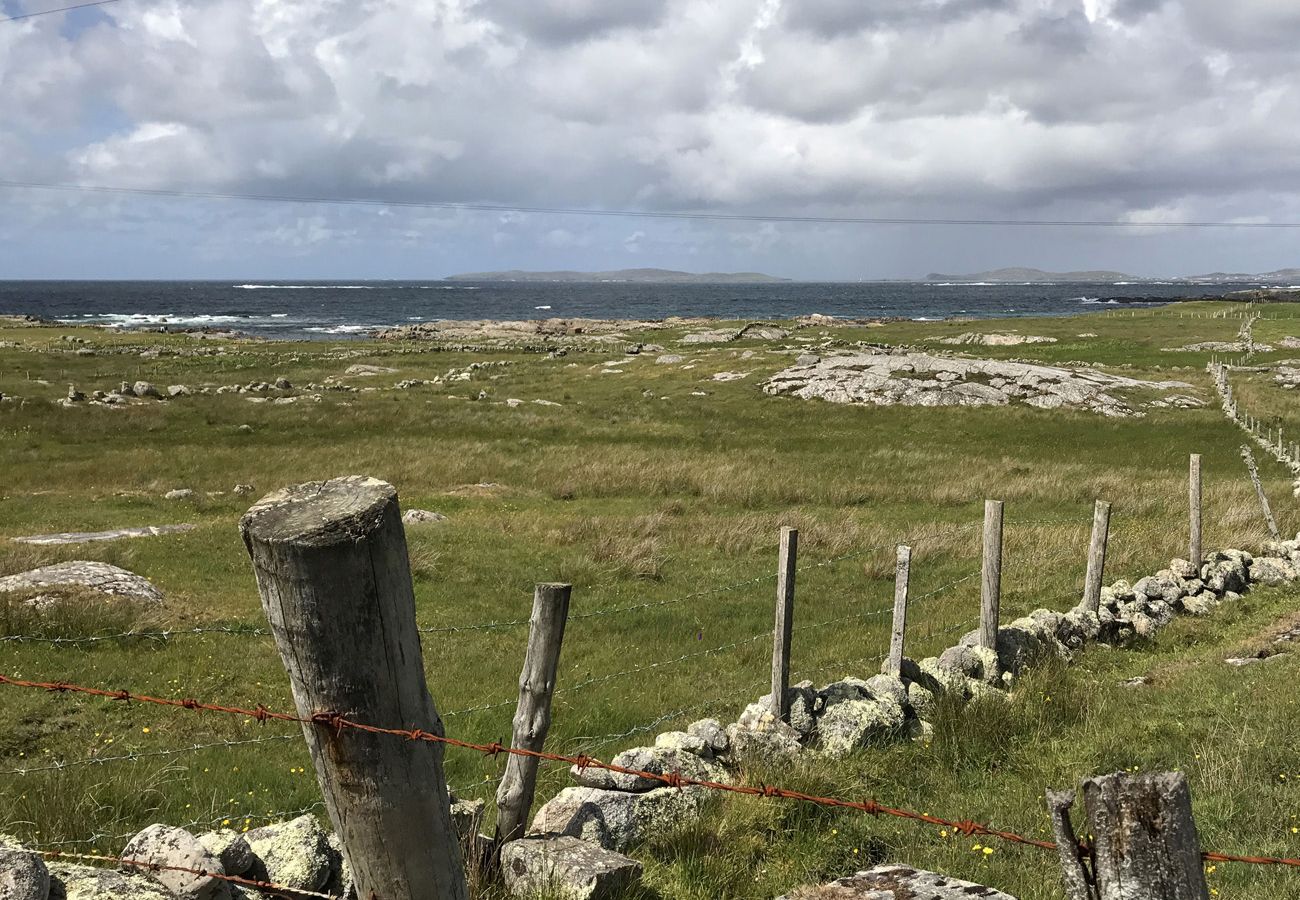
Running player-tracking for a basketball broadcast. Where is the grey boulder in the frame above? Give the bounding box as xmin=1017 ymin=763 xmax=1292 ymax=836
xmin=686 ymin=718 xmax=729 ymax=754
xmin=571 ymin=746 xmax=727 ymax=792
xmin=0 ymin=834 xmax=49 ymax=900
xmin=242 ymin=815 xmax=333 ymax=893
xmin=815 ymin=696 xmax=906 ymax=759
xmin=121 ymin=824 xmax=231 ymax=900
xmin=47 ymin=862 xmax=172 ymax=900
xmin=500 ymin=835 xmax=642 ymax=900
xmin=197 ymin=831 xmax=253 ymax=877
xmin=530 ymin=785 xmax=708 ymax=852
xmin=777 ymin=864 xmax=1018 ymax=899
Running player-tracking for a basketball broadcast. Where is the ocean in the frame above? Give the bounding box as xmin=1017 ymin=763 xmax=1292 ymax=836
xmin=0 ymin=280 xmax=1266 ymax=341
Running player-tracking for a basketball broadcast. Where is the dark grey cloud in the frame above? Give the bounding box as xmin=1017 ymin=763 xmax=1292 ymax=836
xmin=476 ymin=0 xmax=668 ymax=44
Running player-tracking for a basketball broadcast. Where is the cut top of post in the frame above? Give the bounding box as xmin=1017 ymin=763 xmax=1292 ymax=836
xmin=241 ymin=476 xmax=397 ymax=548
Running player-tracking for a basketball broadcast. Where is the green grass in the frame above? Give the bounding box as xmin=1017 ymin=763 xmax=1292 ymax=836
xmin=2 ymin=301 xmax=1299 ymax=897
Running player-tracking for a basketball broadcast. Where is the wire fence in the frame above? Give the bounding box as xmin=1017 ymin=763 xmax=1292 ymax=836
xmin=3 ymin=673 xmax=1296 ymax=876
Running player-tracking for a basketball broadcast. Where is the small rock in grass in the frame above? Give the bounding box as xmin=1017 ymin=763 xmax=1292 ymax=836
xmin=402 ymin=509 xmax=447 ymax=525
xmin=133 ymin=381 xmax=161 ymax=399
xmin=164 ymin=489 xmax=194 ymax=500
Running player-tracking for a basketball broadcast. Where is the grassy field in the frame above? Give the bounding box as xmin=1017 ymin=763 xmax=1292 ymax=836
xmin=1 ymin=300 xmax=1298 ymax=898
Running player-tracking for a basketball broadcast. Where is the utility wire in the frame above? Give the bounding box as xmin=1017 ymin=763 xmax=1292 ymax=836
xmin=2 ymin=179 xmax=1299 ymax=228
xmin=0 ymin=0 xmax=120 ymax=23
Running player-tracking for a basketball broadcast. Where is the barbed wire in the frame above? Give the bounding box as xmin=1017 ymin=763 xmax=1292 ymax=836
xmin=5 ymin=672 xmax=1293 ymax=869
xmin=9 ymin=846 xmax=339 ymax=900
xmin=0 ymin=734 xmax=298 ymax=776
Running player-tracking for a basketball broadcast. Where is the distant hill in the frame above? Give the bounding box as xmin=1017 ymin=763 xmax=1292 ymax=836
xmin=444 ymin=268 xmax=790 ymax=284
xmin=925 ymin=267 xmax=1136 ymax=283
xmin=1182 ymin=268 xmax=1300 ymax=283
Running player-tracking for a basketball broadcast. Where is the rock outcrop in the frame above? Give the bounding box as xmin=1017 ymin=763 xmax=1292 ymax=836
xmin=500 ymin=835 xmax=642 ymax=900
xmin=779 ymin=864 xmax=1019 ymax=899
xmin=0 ymin=561 xmax=164 ymax=605
xmin=763 ymin=352 xmax=1200 ymax=416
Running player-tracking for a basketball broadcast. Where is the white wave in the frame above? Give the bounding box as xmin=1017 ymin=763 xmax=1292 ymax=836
xmin=303 ymin=324 xmax=376 ymax=334
xmin=234 ymin=284 xmax=374 ymax=290
xmin=535 ymin=305 xmax=552 ymax=310
xmin=1074 ymin=297 xmax=1101 ymax=303
xmin=911 ymin=316 xmax=941 ymax=321
xmin=421 ymin=285 xmax=479 ymax=290
xmin=57 ymin=313 xmax=258 ymax=327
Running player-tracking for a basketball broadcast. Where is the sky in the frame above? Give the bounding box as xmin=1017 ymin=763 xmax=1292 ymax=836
xmin=1 ymin=0 xmax=1299 ymax=280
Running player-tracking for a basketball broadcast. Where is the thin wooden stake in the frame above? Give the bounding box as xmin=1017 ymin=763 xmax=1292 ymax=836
xmin=886 ymin=545 xmax=911 ymax=678
xmin=1046 ymin=789 xmax=1096 ymax=900
xmin=979 ymin=500 xmax=1003 ymax=654
xmin=770 ymin=526 xmax=798 ymax=720
xmin=1188 ymin=454 xmax=1202 ymax=566
xmin=1239 ymin=445 xmax=1281 ymax=541
xmin=1082 ymin=500 xmax=1111 ymax=614
xmin=241 ymin=477 xmax=468 ymax=900
xmin=495 ymin=583 xmax=571 ymax=845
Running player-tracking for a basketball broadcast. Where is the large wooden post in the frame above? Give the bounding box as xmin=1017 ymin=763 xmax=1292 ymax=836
xmin=979 ymin=500 xmax=1004 ymax=653
xmin=241 ymin=476 xmax=468 ymax=900
xmin=495 ymin=583 xmax=571 ymax=845
xmin=1188 ymin=454 xmax=1202 ymax=566
xmin=769 ymin=526 xmax=798 ymax=720
xmin=1048 ymin=772 xmax=1210 ymax=900
xmin=886 ymin=545 xmax=910 ymax=678
xmin=1082 ymin=500 xmax=1111 ymax=614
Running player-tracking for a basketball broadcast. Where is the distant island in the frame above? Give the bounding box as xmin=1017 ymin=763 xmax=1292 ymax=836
xmin=925 ymin=267 xmax=1135 ymax=283
xmin=444 ymin=268 xmax=790 ymax=284
xmin=925 ymin=266 xmax=1300 ymax=284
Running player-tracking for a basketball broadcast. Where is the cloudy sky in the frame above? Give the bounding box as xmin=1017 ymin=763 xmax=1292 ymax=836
xmin=2 ymin=0 xmax=1299 ymax=279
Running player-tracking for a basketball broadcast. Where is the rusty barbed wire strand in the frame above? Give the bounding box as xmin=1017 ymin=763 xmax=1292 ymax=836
xmin=9 ymin=846 xmax=340 ymax=899
xmin=0 ymin=674 xmax=1055 ymax=856
xmin=5 ymin=671 xmax=1289 ymax=868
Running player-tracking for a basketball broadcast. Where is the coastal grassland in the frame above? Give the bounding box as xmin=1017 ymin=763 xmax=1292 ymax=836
xmin=1 ymin=300 xmax=1298 ymax=897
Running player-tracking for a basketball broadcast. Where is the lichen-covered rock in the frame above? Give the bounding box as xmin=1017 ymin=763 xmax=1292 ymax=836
xmin=996 ymin=622 xmax=1068 ymax=674
xmin=197 ymin=831 xmax=252 ymax=878
xmin=122 ymin=825 xmax=230 ymax=900
xmin=906 ymin=681 xmax=937 ymax=718
xmin=1057 ymin=609 xmax=1100 ymax=649
xmin=937 ymin=643 xmax=998 ymax=683
xmin=0 ymin=561 xmax=164 ymax=605
xmin=817 ymin=678 xmax=872 ymax=709
xmin=686 ymin=718 xmax=728 ymax=754
xmin=653 ymin=731 xmax=711 ymax=758
xmin=724 ymin=722 xmax=804 ymax=762
xmin=786 ymin=682 xmax=819 ymax=737
xmin=777 ymin=864 xmax=1019 ymax=899
xmin=501 ymin=835 xmax=642 ymax=900
xmin=530 ymin=786 xmax=708 ymax=852
xmin=815 ymin=696 xmax=906 ymax=758
xmin=916 ymin=657 xmax=972 ymax=700
xmin=323 ymin=833 xmax=354 ymax=900
xmin=133 ymin=381 xmax=161 ymax=399
xmin=401 ymin=509 xmax=448 ymax=525
xmin=570 ymin=746 xmax=728 ymax=792
xmin=1181 ymin=593 xmax=1219 ymax=616
xmin=449 ymin=795 xmax=485 ymax=843
xmin=47 ymin=862 xmax=172 ymax=900
xmin=1249 ymin=557 xmax=1297 ymax=586
xmin=1201 ymin=553 xmax=1250 ymax=595
xmin=864 ymin=674 xmax=909 ymax=708
xmin=243 ymin=815 xmax=332 ymax=893
xmin=1169 ymin=557 xmax=1198 ymax=580
xmin=0 ymin=834 xmax=49 ymax=900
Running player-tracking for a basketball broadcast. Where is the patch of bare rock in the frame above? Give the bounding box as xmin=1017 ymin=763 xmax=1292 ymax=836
xmin=762 ymin=351 xmax=1201 ymax=416
xmin=778 ymin=864 xmax=1018 ymax=899
xmin=679 ymin=322 xmax=789 ymax=344
xmin=0 ymin=561 xmax=163 ymax=606
xmin=937 ymin=332 xmax=1057 ymax=346
xmin=11 ymin=525 xmax=195 ymax=546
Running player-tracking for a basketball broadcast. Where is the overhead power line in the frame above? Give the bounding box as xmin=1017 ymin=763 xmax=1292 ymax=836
xmin=0 ymin=0 xmax=121 ymax=23
xmin=1 ymin=178 xmax=1298 ymax=228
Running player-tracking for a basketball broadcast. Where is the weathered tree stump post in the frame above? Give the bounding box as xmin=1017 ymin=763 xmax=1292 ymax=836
xmin=1049 ymin=772 xmax=1210 ymax=900
xmin=495 ymin=583 xmax=571 ymax=846
xmin=1188 ymin=454 xmax=1202 ymax=566
xmin=1082 ymin=500 xmax=1111 ymax=614
xmin=241 ymin=476 xmax=468 ymax=900
xmin=1239 ymin=445 xmax=1281 ymax=540
xmin=979 ymin=500 xmax=1003 ymax=654
xmin=886 ymin=544 xmax=911 ymax=678
xmin=769 ymin=526 xmax=798 ymax=720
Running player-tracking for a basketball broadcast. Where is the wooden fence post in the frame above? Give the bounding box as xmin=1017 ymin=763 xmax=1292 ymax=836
xmin=1082 ymin=500 xmax=1111 ymax=614
xmin=241 ymin=476 xmax=468 ymax=900
xmin=1240 ymin=446 xmax=1281 ymax=541
xmin=979 ymin=500 xmax=1003 ymax=654
xmin=769 ymin=526 xmax=798 ymax=720
xmin=1073 ymin=772 xmax=1209 ymax=899
xmin=886 ymin=545 xmax=911 ymax=678
xmin=495 ymin=583 xmax=571 ymax=846
xmin=1188 ymin=454 xmax=1202 ymax=565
